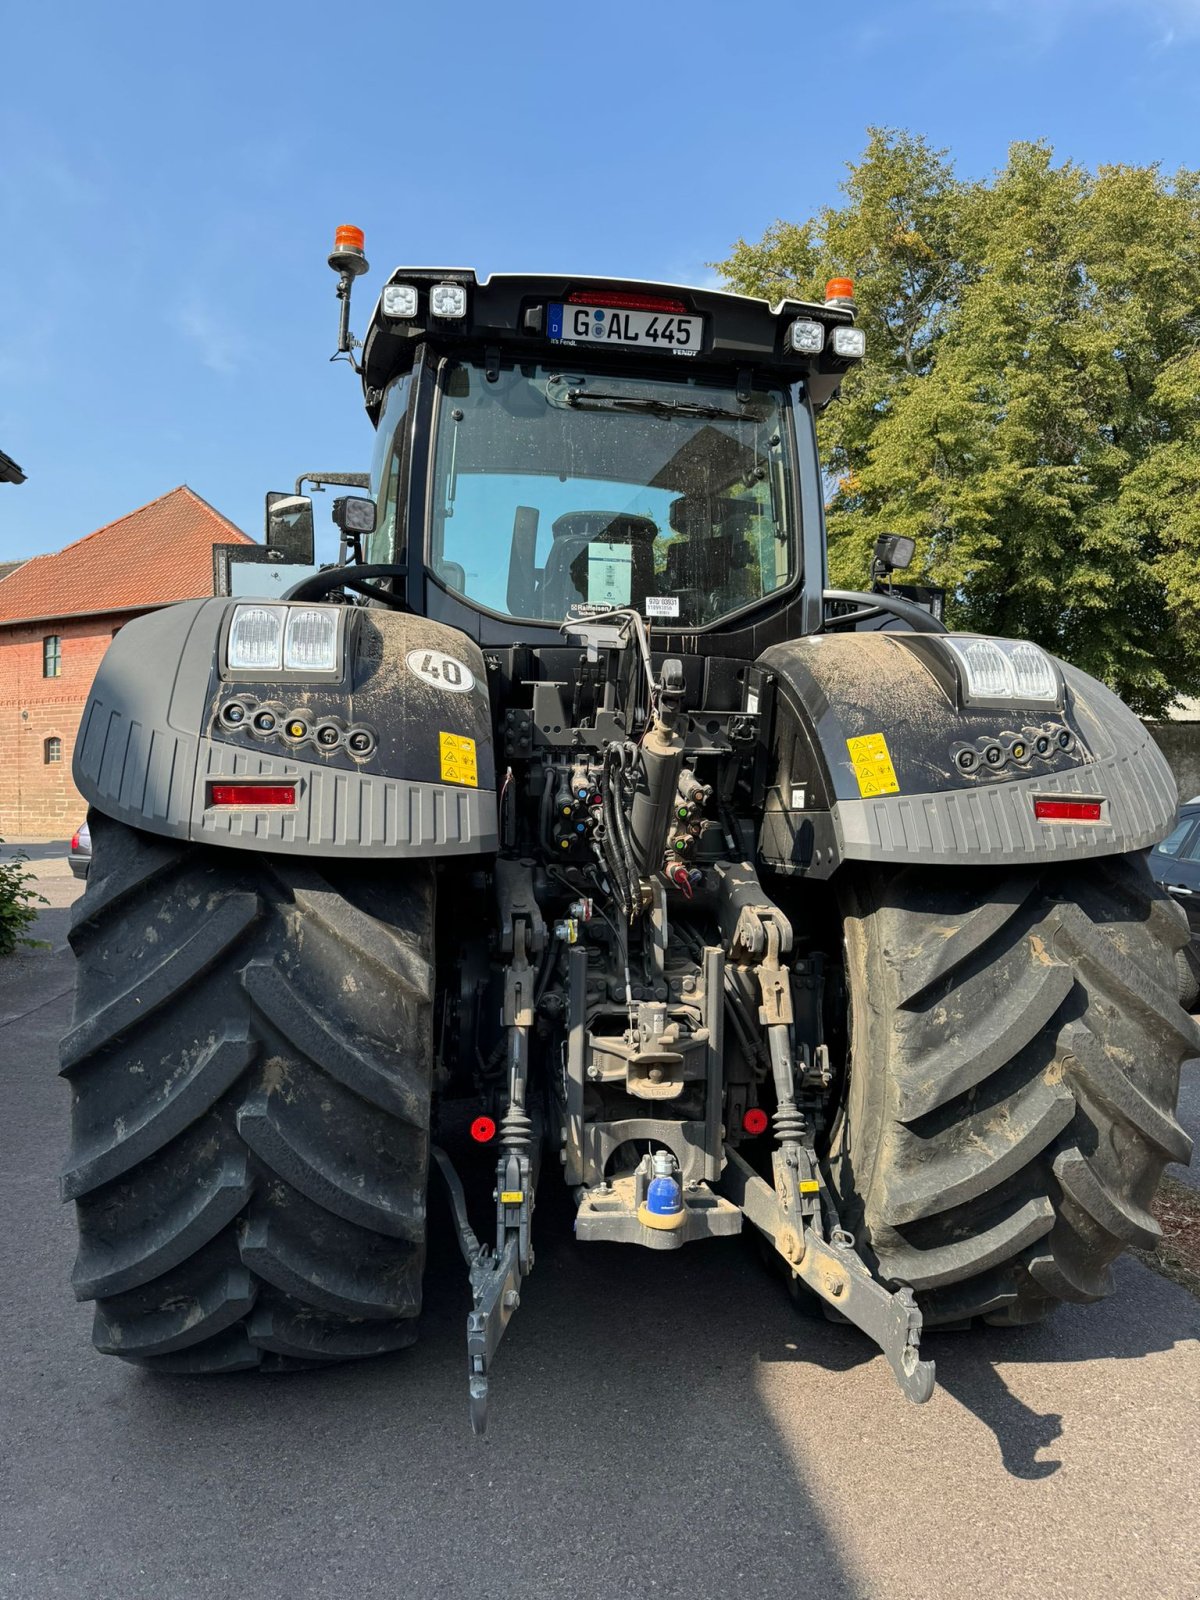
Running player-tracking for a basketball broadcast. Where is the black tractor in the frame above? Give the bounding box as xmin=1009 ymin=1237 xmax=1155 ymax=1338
xmin=62 ymin=228 xmax=1196 ymax=1430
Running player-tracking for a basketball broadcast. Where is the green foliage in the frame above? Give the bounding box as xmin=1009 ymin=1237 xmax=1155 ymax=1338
xmin=0 ymin=841 xmax=47 ymax=957
xmin=714 ymin=131 xmax=1200 ymax=716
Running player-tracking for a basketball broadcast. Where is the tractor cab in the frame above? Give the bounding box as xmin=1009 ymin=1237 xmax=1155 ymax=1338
xmin=341 ymin=255 xmax=866 ymax=648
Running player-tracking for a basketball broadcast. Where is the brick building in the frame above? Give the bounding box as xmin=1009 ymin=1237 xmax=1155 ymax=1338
xmin=0 ymin=486 xmax=251 ymax=838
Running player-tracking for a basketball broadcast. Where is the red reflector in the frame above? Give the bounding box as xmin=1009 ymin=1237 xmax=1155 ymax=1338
xmin=742 ymin=1107 xmax=770 ymax=1136
xmin=70 ymin=832 xmax=80 ymax=850
xmin=1034 ymin=799 xmax=1103 ymax=822
xmin=209 ymin=784 xmax=296 ymax=807
xmin=470 ymin=1115 xmax=497 ymax=1144
xmin=566 ymin=288 xmax=688 ymax=313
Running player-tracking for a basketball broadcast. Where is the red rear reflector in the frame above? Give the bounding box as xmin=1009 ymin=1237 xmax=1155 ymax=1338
xmin=209 ymin=784 xmax=296 ymax=807
xmin=70 ymin=832 xmax=80 ymax=850
xmin=1034 ymin=799 xmax=1103 ymax=822
xmin=470 ymin=1115 xmax=497 ymax=1144
xmin=566 ymin=289 xmax=688 ymax=313
xmin=742 ymin=1107 xmax=770 ymax=1136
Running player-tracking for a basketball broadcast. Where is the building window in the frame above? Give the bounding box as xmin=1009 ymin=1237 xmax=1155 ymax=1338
xmin=44 ymin=737 xmax=62 ymax=764
xmin=43 ymin=635 xmax=62 ymax=677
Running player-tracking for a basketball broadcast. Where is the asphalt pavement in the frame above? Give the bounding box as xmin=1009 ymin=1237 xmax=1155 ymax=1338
xmin=1 ymin=863 xmax=1198 ymax=1600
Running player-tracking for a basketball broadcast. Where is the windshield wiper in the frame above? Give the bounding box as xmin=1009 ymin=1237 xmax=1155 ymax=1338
xmin=563 ymin=389 xmax=763 ymax=423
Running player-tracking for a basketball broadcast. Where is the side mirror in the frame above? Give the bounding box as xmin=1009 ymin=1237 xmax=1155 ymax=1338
xmin=871 ymin=533 xmax=915 ymax=586
xmin=265 ymin=493 xmax=315 ymax=565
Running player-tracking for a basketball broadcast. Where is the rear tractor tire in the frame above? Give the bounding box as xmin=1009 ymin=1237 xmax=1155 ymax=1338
xmin=60 ymin=811 xmax=435 ymax=1372
xmin=829 ymin=854 xmax=1198 ymax=1327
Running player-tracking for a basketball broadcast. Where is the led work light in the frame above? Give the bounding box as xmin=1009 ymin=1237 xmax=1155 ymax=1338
xmin=382 ymin=283 xmax=419 ymax=319
xmin=226 ymin=605 xmax=342 ymax=676
xmin=830 ymin=326 xmax=866 ymax=359
xmin=430 ymin=282 xmax=468 ymax=319
xmin=942 ymin=637 xmax=1060 ymax=704
xmin=788 ymin=319 xmax=825 ymax=354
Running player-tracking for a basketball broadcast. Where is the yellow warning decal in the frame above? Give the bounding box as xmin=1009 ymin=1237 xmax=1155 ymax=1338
xmin=846 ymin=732 xmax=900 ymax=798
xmin=439 ymin=731 xmax=478 ymax=788
xmin=499 ymin=1191 xmax=524 ymax=1205
xmin=799 ymin=1180 xmax=820 ymax=1194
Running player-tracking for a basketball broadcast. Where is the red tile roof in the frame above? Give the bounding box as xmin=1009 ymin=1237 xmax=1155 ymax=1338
xmin=0 ymin=486 xmax=253 ymax=626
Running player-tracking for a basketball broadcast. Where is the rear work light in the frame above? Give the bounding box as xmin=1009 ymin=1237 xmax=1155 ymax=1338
xmin=788 ymin=318 xmax=825 ymax=354
xmin=226 ymin=604 xmax=342 ymax=676
xmin=830 ymin=325 xmax=866 ymax=359
xmin=942 ymin=636 xmax=1061 ymax=704
xmin=566 ymin=289 xmax=688 ymax=313
xmin=1034 ymin=798 xmax=1104 ymax=823
xmin=430 ymin=281 xmax=468 ymax=319
xmin=382 ymin=282 xmax=418 ymax=319
xmin=209 ymin=784 xmax=296 ymax=807
xmin=228 ymin=604 xmax=284 ymax=671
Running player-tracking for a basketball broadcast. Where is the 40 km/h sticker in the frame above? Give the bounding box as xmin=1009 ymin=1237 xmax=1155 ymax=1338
xmin=406 ymin=648 xmax=476 ymax=694
xmin=846 ymin=732 xmax=900 ymax=798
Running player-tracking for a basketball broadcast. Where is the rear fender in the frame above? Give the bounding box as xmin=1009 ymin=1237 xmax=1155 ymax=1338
xmin=756 ymin=633 xmax=1176 ymax=877
xmin=74 ymin=598 xmax=497 ymax=857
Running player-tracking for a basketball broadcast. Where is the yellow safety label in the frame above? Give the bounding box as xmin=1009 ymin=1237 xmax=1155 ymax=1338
xmin=799 ymin=1180 xmax=820 ymax=1194
xmin=499 ymin=1191 xmax=524 ymax=1205
xmin=439 ymin=731 xmax=478 ymax=788
xmin=846 ymin=732 xmax=900 ymax=798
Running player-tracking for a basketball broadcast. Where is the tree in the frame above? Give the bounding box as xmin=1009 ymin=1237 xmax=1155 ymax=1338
xmin=714 ymin=132 xmax=1200 ymax=715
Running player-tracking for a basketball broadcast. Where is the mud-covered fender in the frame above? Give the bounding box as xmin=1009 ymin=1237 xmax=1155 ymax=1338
xmin=74 ymin=598 xmax=497 ymax=857
xmin=755 ymin=632 xmax=1176 ymax=877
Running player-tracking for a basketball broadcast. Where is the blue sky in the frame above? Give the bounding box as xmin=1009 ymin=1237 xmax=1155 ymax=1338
xmin=2 ymin=0 xmax=1198 ymax=566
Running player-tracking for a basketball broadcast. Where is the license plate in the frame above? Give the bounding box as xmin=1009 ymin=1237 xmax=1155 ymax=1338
xmin=548 ymin=302 xmax=700 ymax=354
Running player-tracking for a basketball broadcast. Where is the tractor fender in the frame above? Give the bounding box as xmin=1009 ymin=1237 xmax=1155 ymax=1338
xmin=73 ymin=598 xmax=497 ymax=857
xmin=755 ymin=632 xmax=1176 ymax=878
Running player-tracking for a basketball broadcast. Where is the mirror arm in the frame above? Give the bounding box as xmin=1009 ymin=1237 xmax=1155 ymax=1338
xmin=295 ymin=472 xmax=371 ymax=495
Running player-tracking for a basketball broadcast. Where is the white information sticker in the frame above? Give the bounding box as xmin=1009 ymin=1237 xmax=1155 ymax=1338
xmin=645 ymin=595 xmax=680 ymax=619
xmin=406 ymin=648 xmax=476 ymax=694
xmin=587 ymin=542 xmax=633 ymax=606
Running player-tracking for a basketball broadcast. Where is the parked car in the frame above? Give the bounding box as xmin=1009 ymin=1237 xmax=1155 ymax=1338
xmin=1149 ymin=800 xmax=1200 ymax=1010
xmin=68 ymin=819 xmax=91 ymax=879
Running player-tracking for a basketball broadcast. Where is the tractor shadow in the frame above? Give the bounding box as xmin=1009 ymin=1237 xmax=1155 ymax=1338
xmin=422 ymin=1162 xmax=1200 ymax=1484
xmin=749 ymin=1228 xmax=1200 ymax=1480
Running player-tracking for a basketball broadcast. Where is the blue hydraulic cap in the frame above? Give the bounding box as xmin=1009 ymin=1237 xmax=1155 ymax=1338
xmin=645 ymin=1174 xmax=682 ymax=1216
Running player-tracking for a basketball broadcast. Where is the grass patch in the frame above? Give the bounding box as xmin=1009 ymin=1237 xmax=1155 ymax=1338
xmin=1133 ymin=1176 xmax=1200 ymax=1299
